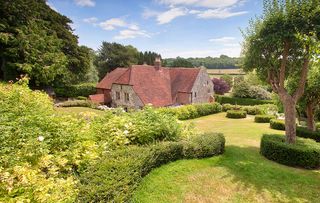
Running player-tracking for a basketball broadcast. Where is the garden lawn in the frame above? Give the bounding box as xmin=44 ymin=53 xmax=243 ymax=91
xmin=54 ymin=107 xmax=105 ymax=116
xmin=133 ymin=113 xmax=320 ymax=203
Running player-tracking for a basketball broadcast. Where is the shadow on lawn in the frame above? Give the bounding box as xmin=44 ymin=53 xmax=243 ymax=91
xmin=215 ymin=145 xmax=320 ymax=202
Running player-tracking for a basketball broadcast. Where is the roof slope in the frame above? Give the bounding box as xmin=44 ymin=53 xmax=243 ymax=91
xmin=96 ymin=68 xmax=127 ymax=89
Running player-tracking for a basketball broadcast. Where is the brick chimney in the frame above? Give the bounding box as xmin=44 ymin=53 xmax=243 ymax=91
xmin=154 ymin=56 xmax=161 ymax=70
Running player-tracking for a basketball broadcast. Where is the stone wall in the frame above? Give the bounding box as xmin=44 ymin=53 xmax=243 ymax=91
xmin=190 ymin=68 xmax=214 ymax=103
xmin=111 ymin=84 xmax=143 ymax=109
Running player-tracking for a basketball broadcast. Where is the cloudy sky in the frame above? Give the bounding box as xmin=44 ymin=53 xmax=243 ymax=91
xmin=47 ymin=0 xmax=263 ymax=58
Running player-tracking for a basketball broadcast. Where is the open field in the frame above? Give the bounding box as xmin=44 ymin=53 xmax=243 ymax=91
xmin=133 ymin=113 xmax=320 ymax=203
xmin=207 ymin=69 xmax=245 ymax=75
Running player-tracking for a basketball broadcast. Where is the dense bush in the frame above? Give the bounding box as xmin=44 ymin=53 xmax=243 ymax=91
xmin=260 ymin=134 xmax=320 ymax=169
xmin=55 ymin=99 xmax=97 ymax=108
xmin=232 ymin=81 xmax=272 ymax=100
xmin=212 ymin=78 xmax=230 ymax=95
xmin=220 ymin=74 xmax=233 ymax=88
xmin=255 ymin=115 xmax=276 ymax=123
xmin=158 ymin=103 xmax=222 ymax=120
xmin=317 ymin=123 xmax=320 ymax=130
xmin=54 ymin=83 xmax=96 ymax=98
xmin=226 ymin=110 xmax=247 ymax=119
xmin=222 ymin=103 xmax=278 ymax=115
xmin=215 ymin=95 xmax=274 ymax=106
xmin=270 ymin=119 xmax=285 ymax=130
xmin=78 ymin=133 xmax=225 ymax=202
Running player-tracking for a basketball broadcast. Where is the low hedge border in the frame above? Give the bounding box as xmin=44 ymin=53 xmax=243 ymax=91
xmin=255 ymin=115 xmax=276 ymax=123
xmin=226 ymin=110 xmax=247 ymax=119
xmin=158 ymin=103 xmax=222 ymax=120
xmin=78 ymin=133 xmax=225 ymax=202
xmin=55 ymin=100 xmax=97 ymax=108
xmin=269 ymin=119 xmax=320 ymax=142
xmin=222 ymin=104 xmax=278 ymax=115
xmin=260 ymin=134 xmax=320 ymax=169
xmin=215 ymin=95 xmax=274 ymax=106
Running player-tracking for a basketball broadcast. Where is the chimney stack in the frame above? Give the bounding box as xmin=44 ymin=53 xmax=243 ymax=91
xmin=154 ymin=56 xmax=161 ymax=70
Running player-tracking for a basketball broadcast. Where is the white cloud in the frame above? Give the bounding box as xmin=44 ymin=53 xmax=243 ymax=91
xmin=155 ymin=7 xmax=189 ymax=24
xmin=83 ymin=17 xmax=98 ymax=24
xmin=142 ymin=8 xmax=160 ymax=19
xmin=157 ymin=0 xmax=240 ymax=9
xmin=114 ymin=29 xmax=151 ymax=40
xmin=99 ymin=18 xmax=127 ymax=30
xmin=196 ymin=8 xmax=248 ymax=19
xmin=74 ymin=0 xmax=95 ymax=7
xmin=46 ymin=2 xmax=57 ymax=11
xmin=209 ymin=37 xmax=236 ymax=43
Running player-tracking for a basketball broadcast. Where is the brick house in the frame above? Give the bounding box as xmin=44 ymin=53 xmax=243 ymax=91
xmin=89 ymin=58 xmax=214 ymax=108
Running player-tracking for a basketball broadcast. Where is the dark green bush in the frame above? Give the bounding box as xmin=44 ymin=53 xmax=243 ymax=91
xmin=215 ymin=95 xmax=274 ymax=106
xmin=78 ymin=133 xmax=225 ymax=202
xmin=270 ymin=119 xmax=285 ymax=130
xmin=54 ymin=83 xmax=96 ymax=98
xmin=226 ymin=110 xmax=247 ymax=119
xmin=158 ymin=103 xmax=222 ymax=120
xmin=255 ymin=115 xmax=276 ymax=123
xmin=260 ymin=134 xmax=320 ymax=169
xmin=316 ymin=123 xmax=320 ymax=130
xmin=183 ymin=133 xmax=225 ymax=159
xmin=296 ymin=127 xmax=320 ymax=142
xmin=55 ymin=99 xmax=96 ymax=108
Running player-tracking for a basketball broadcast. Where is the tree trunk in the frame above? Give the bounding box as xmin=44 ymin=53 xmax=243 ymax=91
xmin=283 ymin=98 xmax=297 ymax=144
xmin=306 ymin=102 xmax=316 ymax=131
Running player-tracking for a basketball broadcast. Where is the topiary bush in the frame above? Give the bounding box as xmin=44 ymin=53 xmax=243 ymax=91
xmin=260 ymin=134 xmax=320 ymax=169
xmin=78 ymin=133 xmax=225 ymax=202
xmin=226 ymin=110 xmax=247 ymax=119
xmin=270 ymin=119 xmax=285 ymax=130
xmin=215 ymin=95 xmax=274 ymax=106
xmin=158 ymin=103 xmax=222 ymax=120
xmin=255 ymin=115 xmax=276 ymax=123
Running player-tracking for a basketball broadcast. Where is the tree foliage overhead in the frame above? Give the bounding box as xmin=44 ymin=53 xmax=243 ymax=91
xmin=163 ymin=55 xmax=240 ymax=69
xmin=242 ymin=0 xmax=320 ymax=143
xmin=0 ymin=0 xmax=91 ymax=86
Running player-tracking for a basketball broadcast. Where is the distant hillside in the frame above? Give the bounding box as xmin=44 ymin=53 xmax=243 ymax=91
xmin=163 ymin=55 xmax=240 ymax=69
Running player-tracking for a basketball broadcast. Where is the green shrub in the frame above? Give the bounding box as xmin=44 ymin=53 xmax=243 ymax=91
xmin=183 ymin=133 xmax=225 ymax=159
xmin=78 ymin=133 xmax=225 ymax=202
xmin=54 ymin=83 xmax=96 ymax=98
xmin=296 ymin=127 xmax=320 ymax=142
xmin=226 ymin=110 xmax=247 ymax=119
xmin=77 ymin=96 xmax=87 ymax=100
xmin=158 ymin=103 xmax=222 ymax=120
xmin=316 ymin=123 xmax=320 ymax=130
xmin=255 ymin=115 xmax=276 ymax=123
xmin=260 ymin=134 xmax=320 ymax=169
xmin=232 ymin=81 xmax=271 ymax=100
xmin=56 ymin=99 xmax=96 ymax=108
xmin=215 ymin=95 xmax=274 ymax=106
xmin=222 ymin=104 xmax=278 ymax=115
xmin=270 ymin=119 xmax=285 ymax=130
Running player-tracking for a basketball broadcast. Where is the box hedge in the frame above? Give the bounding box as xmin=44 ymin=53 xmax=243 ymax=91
xmin=270 ymin=119 xmax=285 ymax=130
xmin=215 ymin=95 xmax=274 ymax=106
xmin=226 ymin=110 xmax=247 ymax=119
xmin=55 ymin=99 xmax=97 ymax=108
xmin=260 ymin=134 xmax=320 ymax=169
xmin=54 ymin=83 xmax=96 ymax=98
xmin=255 ymin=115 xmax=276 ymax=123
xmin=77 ymin=133 xmax=225 ymax=202
xmin=222 ymin=103 xmax=278 ymax=115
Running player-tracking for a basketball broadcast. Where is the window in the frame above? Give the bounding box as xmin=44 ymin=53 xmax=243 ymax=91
xmin=125 ymin=92 xmax=130 ymax=102
xmin=116 ymin=91 xmax=120 ymax=100
xmin=194 ymin=92 xmax=197 ymax=98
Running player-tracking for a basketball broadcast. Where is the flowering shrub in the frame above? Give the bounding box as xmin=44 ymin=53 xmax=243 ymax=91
xmin=212 ymin=78 xmax=230 ymax=95
xmin=232 ymin=81 xmax=272 ymax=100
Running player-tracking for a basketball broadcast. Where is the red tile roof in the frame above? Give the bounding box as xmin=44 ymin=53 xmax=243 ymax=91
xmin=96 ymin=65 xmax=201 ymax=107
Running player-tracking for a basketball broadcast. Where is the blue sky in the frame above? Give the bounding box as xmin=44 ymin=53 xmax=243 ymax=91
xmin=47 ymin=0 xmax=263 ymax=58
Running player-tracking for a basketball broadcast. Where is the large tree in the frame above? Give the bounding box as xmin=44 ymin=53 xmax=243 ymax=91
xmin=0 ymin=0 xmax=90 ymax=86
xmin=242 ymin=0 xmax=320 ymax=143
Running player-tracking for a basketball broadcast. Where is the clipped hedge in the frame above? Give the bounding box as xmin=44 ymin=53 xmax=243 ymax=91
xmin=54 ymin=83 xmax=96 ymax=98
xmin=158 ymin=103 xmax=222 ymax=120
xmin=222 ymin=103 xmax=278 ymax=115
xmin=78 ymin=133 xmax=225 ymax=202
xmin=270 ymin=119 xmax=285 ymax=130
xmin=215 ymin=95 xmax=274 ymax=106
xmin=260 ymin=134 xmax=320 ymax=169
xmin=255 ymin=115 xmax=276 ymax=123
xmin=226 ymin=110 xmax=247 ymax=119
xmin=55 ymin=99 xmax=96 ymax=108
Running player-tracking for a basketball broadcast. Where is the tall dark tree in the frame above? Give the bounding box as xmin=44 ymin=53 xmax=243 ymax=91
xmin=242 ymin=0 xmax=320 ymax=143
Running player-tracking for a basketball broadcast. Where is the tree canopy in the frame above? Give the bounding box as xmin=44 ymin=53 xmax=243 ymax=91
xmin=242 ymin=0 xmax=320 ymax=143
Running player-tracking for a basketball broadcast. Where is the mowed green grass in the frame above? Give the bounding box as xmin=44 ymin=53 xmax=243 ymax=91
xmin=133 ymin=113 xmax=320 ymax=203
xmin=54 ymin=107 xmax=105 ymax=116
